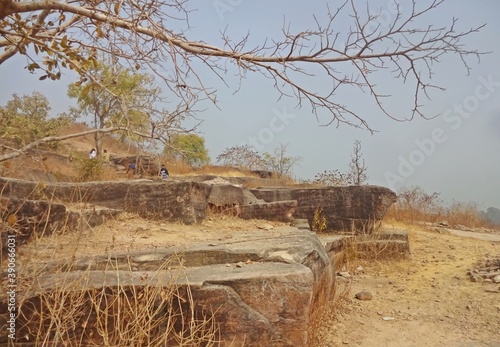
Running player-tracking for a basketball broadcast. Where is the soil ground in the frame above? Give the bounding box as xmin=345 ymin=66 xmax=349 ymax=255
xmin=15 ymin=215 xmax=500 ymax=347
xmin=321 ymin=222 xmax=500 ymax=347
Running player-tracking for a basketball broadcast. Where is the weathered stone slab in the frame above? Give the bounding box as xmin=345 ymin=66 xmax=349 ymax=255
xmin=0 ymin=196 xmax=120 ymax=257
xmin=353 ymin=230 xmax=411 ymax=259
xmin=23 ymin=263 xmax=312 ymax=347
xmin=0 ymin=177 xmax=211 ymax=224
xmin=320 ymin=229 xmax=411 ymax=263
xmin=206 ymin=182 xmax=245 ymax=208
xmin=251 ymin=185 xmax=397 ymax=233
xmin=3 ymin=227 xmax=336 ymax=347
xmin=240 ymin=200 xmax=297 ymax=222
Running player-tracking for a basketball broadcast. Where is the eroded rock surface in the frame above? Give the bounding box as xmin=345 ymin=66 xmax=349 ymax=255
xmin=4 ymin=227 xmax=335 ymax=347
xmin=251 ymin=185 xmax=397 ymax=232
xmin=0 ymin=178 xmax=396 ymax=230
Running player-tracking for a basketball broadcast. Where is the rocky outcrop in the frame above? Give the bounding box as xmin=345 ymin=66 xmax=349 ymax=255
xmin=0 ymin=175 xmax=401 ymax=346
xmin=0 ymin=178 xmax=397 ymax=231
xmin=251 ymin=185 xmax=397 ymax=232
xmin=0 ymin=196 xmax=120 ymax=257
xmin=0 ymin=178 xmax=397 ymax=232
xmin=3 ymin=227 xmax=335 ymax=347
xmin=0 ymin=177 xmax=211 ymax=224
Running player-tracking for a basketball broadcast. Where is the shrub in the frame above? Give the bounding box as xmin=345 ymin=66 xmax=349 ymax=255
xmin=75 ymin=157 xmax=104 ymax=181
xmin=312 ymin=207 xmax=328 ymax=232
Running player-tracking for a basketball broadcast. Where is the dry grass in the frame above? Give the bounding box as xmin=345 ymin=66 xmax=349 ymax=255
xmin=387 ymin=186 xmax=499 ymax=231
xmin=192 ymin=165 xmax=259 ymax=178
xmin=13 ymin=257 xmax=220 ymax=347
xmin=0 ymin=193 xmax=221 ymax=347
xmin=60 ymin=123 xmax=141 ymax=157
xmin=308 ymin=277 xmax=351 ymax=347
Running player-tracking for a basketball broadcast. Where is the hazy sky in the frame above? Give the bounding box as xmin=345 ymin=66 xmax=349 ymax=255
xmin=1 ymin=1 xmax=499 ymax=208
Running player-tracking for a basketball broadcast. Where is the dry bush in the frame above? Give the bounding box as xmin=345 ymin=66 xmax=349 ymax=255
xmin=442 ymin=201 xmax=487 ymax=228
xmin=387 ymin=186 xmax=443 ymax=223
xmin=387 ymin=185 xmax=497 ymax=230
xmin=311 ymin=207 xmax=327 ymax=233
xmin=308 ymin=277 xmax=351 ymax=347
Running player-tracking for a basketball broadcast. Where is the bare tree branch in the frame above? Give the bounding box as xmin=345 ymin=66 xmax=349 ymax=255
xmin=0 ymin=126 xmax=126 ymax=163
xmin=0 ymin=0 xmax=488 ymax=136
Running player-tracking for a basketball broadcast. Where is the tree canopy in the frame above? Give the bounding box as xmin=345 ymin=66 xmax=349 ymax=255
xmin=67 ymin=63 xmax=179 ymax=155
xmin=0 ymin=92 xmax=70 ymax=148
xmin=165 ymin=133 xmax=210 ymax=167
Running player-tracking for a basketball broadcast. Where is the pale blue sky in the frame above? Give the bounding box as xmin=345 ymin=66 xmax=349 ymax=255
xmin=1 ymin=1 xmax=499 ymax=208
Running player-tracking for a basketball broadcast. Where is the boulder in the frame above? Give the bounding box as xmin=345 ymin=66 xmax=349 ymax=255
xmin=3 ymin=227 xmax=336 ymax=347
xmin=111 ymin=155 xmax=160 ymax=177
xmin=251 ymin=185 xmax=397 ymax=233
xmin=0 ymin=177 xmax=211 ymax=224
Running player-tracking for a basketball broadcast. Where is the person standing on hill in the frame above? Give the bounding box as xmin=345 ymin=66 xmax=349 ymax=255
xmin=89 ymin=148 xmax=97 ymax=159
xmin=102 ymin=149 xmax=110 ymax=164
xmin=159 ymin=164 xmax=169 ymax=180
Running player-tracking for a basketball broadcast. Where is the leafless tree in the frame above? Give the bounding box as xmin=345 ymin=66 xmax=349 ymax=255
xmin=262 ymin=143 xmax=301 ymax=178
xmin=216 ymin=145 xmax=264 ymax=171
xmin=0 ymin=0 xmax=486 ymax=161
xmin=347 ymin=140 xmax=368 ymax=185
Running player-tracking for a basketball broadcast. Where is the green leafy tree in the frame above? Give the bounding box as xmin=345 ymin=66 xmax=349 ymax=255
xmin=0 ymin=92 xmax=70 ymax=148
xmin=68 ymin=64 xmax=160 ymax=155
xmin=165 ymin=134 xmax=210 ymax=167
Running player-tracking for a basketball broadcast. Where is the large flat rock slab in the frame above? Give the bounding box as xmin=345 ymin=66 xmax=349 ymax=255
xmin=251 ymin=185 xmax=397 ymax=232
xmin=0 ymin=177 xmax=212 ymax=224
xmin=1 ymin=226 xmax=336 ymax=347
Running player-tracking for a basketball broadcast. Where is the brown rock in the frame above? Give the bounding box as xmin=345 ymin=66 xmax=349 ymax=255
xmin=3 ymin=227 xmax=336 ymax=347
xmin=251 ymin=185 xmax=397 ymax=233
xmin=355 ymin=290 xmax=373 ymax=301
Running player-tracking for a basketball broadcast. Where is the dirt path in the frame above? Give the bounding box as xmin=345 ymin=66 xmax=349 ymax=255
xmin=324 ymin=224 xmax=500 ymax=347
